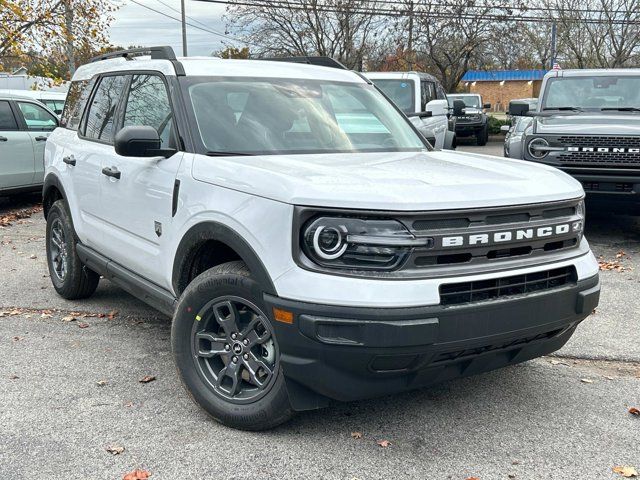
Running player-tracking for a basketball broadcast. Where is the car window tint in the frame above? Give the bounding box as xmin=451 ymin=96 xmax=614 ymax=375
xmin=0 ymin=101 xmax=18 ymax=130
xmin=84 ymin=75 xmax=127 ymax=142
xmin=123 ymin=75 xmax=173 ymax=147
xmin=61 ymin=80 xmax=92 ymax=130
xmin=17 ymin=102 xmax=57 ymax=130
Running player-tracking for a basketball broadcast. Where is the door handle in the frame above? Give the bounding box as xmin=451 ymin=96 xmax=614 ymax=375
xmin=35 ymin=136 xmax=48 ymax=142
xmin=0 ymin=136 xmax=7 ymax=142
xmin=63 ymin=155 xmax=76 ymax=166
xmin=101 ymin=166 xmax=121 ymax=179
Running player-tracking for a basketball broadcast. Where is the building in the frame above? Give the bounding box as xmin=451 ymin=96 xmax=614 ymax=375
xmin=0 ymin=69 xmax=68 ymax=92
xmin=460 ymin=70 xmax=548 ymax=112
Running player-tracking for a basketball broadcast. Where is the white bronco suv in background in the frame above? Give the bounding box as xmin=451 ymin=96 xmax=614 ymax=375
xmin=43 ymin=47 xmax=600 ymax=430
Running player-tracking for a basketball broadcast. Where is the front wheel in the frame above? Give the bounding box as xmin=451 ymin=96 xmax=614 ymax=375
xmin=46 ymin=200 xmax=100 ymax=299
xmin=172 ymin=261 xmax=293 ymax=430
xmin=476 ymin=125 xmax=488 ymax=146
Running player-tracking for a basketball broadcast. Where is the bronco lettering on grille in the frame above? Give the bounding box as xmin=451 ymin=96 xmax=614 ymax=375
xmin=441 ymin=222 xmax=581 ymax=247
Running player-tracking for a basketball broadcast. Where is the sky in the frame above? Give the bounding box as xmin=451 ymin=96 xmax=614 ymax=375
xmin=109 ymin=0 xmax=235 ymax=57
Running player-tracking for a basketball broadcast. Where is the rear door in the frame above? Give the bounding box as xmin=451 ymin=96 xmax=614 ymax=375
xmin=0 ymin=100 xmax=36 ymax=189
xmin=98 ymin=73 xmax=184 ymax=283
xmin=15 ymin=100 xmax=58 ymax=185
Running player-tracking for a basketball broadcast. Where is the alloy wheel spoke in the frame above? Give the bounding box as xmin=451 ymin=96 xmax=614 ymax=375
xmin=216 ymin=358 xmax=242 ymax=396
xmin=242 ymin=316 xmax=271 ymax=347
xmin=213 ymin=300 xmax=241 ymax=337
xmin=243 ymin=352 xmax=273 ymax=388
xmin=195 ymin=331 xmax=228 ymax=358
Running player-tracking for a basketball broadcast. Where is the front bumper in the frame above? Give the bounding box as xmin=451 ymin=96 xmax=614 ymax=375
xmin=266 ymin=274 xmax=600 ymax=410
xmin=455 ymin=122 xmax=484 ymax=136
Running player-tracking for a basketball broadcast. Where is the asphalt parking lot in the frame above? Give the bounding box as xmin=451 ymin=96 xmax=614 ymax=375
xmin=1 ymin=140 xmax=639 ymax=479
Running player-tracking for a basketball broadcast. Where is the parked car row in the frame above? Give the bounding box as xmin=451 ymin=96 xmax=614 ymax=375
xmin=504 ymin=69 xmax=640 ymax=211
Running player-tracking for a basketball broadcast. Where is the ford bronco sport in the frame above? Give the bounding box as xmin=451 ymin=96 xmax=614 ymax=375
xmin=509 ymin=69 xmax=640 ymax=212
xmin=43 ymin=47 xmax=600 ymax=430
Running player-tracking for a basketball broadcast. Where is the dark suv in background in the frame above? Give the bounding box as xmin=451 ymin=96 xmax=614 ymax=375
xmin=449 ymin=93 xmax=491 ymax=145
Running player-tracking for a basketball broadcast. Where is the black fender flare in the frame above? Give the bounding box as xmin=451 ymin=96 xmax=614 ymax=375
xmin=42 ymin=173 xmax=68 ymax=218
xmin=172 ymin=221 xmax=277 ymax=297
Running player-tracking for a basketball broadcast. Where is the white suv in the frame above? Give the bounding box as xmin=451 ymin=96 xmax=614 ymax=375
xmin=44 ymin=47 xmax=600 ymax=430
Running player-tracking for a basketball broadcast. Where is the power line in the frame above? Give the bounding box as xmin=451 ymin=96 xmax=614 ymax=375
xmin=153 ymin=0 xmax=216 ymax=32
xmin=124 ymin=0 xmax=260 ymax=46
xmin=196 ymin=0 xmax=640 ymax=25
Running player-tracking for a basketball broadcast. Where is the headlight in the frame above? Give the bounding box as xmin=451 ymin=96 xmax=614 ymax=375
xmin=302 ymin=217 xmax=428 ymax=271
xmin=574 ymin=199 xmax=586 ymax=240
xmin=528 ymin=137 xmax=549 ymax=159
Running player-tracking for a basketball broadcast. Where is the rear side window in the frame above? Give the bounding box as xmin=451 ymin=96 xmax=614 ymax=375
xmin=0 ymin=101 xmax=18 ymax=130
xmin=17 ymin=102 xmax=58 ymax=131
xmin=61 ymin=80 xmax=92 ymax=130
xmin=123 ymin=74 xmax=174 ymax=147
xmin=420 ymin=81 xmax=436 ymax=110
xmin=83 ymin=75 xmax=127 ymax=143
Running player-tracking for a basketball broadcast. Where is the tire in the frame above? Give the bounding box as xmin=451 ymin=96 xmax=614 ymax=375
xmin=172 ymin=261 xmax=293 ymax=430
xmin=46 ymin=200 xmax=100 ymax=299
xmin=476 ymin=124 xmax=488 ymax=146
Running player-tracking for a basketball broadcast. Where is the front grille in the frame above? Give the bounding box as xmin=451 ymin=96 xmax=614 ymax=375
xmin=439 ymin=266 xmax=577 ymax=306
xmin=582 ymin=181 xmax=635 ymax=193
xmin=553 ymin=135 xmax=640 ymax=166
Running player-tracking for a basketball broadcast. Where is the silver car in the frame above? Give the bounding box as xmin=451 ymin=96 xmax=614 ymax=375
xmin=502 ymin=115 xmax=533 ymax=158
xmin=0 ymin=95 xmax=59 ymax=195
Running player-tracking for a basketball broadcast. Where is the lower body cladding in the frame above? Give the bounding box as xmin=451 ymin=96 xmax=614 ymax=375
xmin=265 ymin=274 xmax=600 ymax=410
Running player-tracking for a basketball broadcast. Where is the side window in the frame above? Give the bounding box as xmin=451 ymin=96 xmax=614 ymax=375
xmin=84 ymin=75 xmax=127 ymax=143
xmin=123 ymin=74 xmax=173 ymax=147
xmin=436 ymin=85 xmax=447 ymax=100
xmin=16 ymin=102 xmax=57 ymax=131
xmin=61 ymin=80 xmax=92 ymax=130
xmin=420 ymin=81 xmax=436 ymax=110
xmin=0 ymin=101 xmax=18 ymax=131
xmin=43 ymin=99 xmax=64 ymax=116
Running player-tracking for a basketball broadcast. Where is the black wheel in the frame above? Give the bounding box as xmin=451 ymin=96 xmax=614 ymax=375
xmin=476 ymin=125 xmax=488 ymax=146
xmin=172 ymin=261 xmax=292 ymax=430
xmin=46 ymin=200 xmax=100 ymax=299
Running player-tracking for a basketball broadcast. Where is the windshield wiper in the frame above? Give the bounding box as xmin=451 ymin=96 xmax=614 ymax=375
xmin=205 ymin=151 xmax=255 ymax=157
xmin=601 ymin=107 xmax=640 ymax=112
xmin=542 ymin=106 xmax=583 ymax=112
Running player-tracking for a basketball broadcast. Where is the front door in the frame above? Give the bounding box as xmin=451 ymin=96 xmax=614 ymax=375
xmin=0 ymin=100 xmax=36 ymax=190
xmin=98 ymin=73 xmax=183 ymax=286
xmin=15 ymin=100 xmax=59 ymax=185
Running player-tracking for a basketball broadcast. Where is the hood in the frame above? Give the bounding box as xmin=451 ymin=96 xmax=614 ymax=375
xmin=192 ymin=150 xmax=584 ymax=211
xmin=535 ymin=113 xmax=640 ymax=135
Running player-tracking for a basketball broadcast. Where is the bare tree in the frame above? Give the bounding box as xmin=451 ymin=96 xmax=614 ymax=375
xmin=225 ymin=0 xmax=386 ymax=69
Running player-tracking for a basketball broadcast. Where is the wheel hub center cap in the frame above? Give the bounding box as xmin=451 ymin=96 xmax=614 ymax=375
xmin=232 ymin=343 xmax=243 ymax=354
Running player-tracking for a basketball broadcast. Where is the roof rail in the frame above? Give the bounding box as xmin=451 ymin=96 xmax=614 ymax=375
xmin=263 ymin=56 xmax=347 ymax=70
xmin=89 ymin=46 xmax=177 ymax=64
xmin=88 ymin=46 xmax=185 ymax=76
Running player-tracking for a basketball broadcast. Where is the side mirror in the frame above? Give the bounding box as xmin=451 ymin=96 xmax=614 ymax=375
xmin=483 ymin=103 xmax=492 ymax=109
xmin=508 ymin=101 xmax=530 ymax=116
xmin=114 ymin=126 xmax=175 ymax=158
xmin=424 ymin=99 xmax=448 ymax=117
xmin=452 ymin=100 xmax=465 ymax=116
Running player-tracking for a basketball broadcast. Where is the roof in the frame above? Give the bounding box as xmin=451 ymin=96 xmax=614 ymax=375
xmin=74 ymin=56 xmax=365 ymax=84
xmin=545 ymin=68 xmax=640 ymax=78
xmin=365 ymin=71 xmax=440 ymax=83
xmin=461 ymin=70 xmax=548 ymax=82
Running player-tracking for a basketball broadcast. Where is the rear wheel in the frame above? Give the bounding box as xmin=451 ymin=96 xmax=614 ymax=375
xmin=172 ymin=261 xmax=292 ymax=430
xmin=46 ymin=200 xmax=100 ymax=299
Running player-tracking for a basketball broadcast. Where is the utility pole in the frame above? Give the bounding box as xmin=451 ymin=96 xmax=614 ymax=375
xmin=64 ymin=0 xmax=76 ymax=76
xmin=181 ymin=0 xmax=188 ymax=56
xmin=550 ymin=21 xmax=557 ymax=69
xmin=407 ymin=0 xmax=414 ymax=70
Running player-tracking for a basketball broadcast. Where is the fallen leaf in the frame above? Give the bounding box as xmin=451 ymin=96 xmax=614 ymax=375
xmin=139 ymin=375 xmax=156 ymax=384
xmin=106 ymin=444 xmax=125 ymax=455
xmin=613 ymin=466 xmax=638 ymax=478
xmin=122 ymin=469 xmax=151 ymax=480
xmin=351 ymin=431 xmax=363 ymax=439
xmin=40 ymin=313 xmax=52 ymax=318
xmin=508 ymin=475 xmax=516 ymax=479
xmin=62 ymin=316 xmax=76 ymax=322
xmin=96 ymin=380 xmax=108 ymax=387
xmin=29 ymin=254 xmax=37 ymax=259
xmin=376 ymin=439 xmax=391 ymax=448
xmin=9 ymin=374 xmax=19 ymax=380
xmin=108 ymin=310 xmax=119 ymax=320
xmin=580 ymin=378 xmax=594 ymax=384
xmin=12 ymin=336 xmax=22 ymax=342
xmin=629 ymin=407 xmax=640 ymax=416
xmin=466 ymin=477 xmax=481 ymax=480
xmin=78 ymin=322 xmax=90 ymax=329
xmin=123 ymin=401 xmax=134 ymax=408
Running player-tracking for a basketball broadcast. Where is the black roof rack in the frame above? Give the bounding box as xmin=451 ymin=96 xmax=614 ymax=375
xmin=262 ymin=56 xmax=347 ymax=70
xmin=88 ymin=46 xmax=185 ymax=76
xmin=89 ymin=46 xmax=177 ymax=64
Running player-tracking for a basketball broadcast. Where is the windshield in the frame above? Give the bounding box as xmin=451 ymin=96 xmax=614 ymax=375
xmin=185 ymin=77 xmax=426 ymax=155
xmin=542 ymin=76 xmax=640 ymax=110
xmin=448 ymin=95 xmax=480 ymax=108
xmin=369 ymin=79 xmax=415 ymax=114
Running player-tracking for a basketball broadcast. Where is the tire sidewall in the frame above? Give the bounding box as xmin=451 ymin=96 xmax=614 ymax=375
xmin=172 ymin=266 xmax=289 ymax=430
xmin=46 ymin=202 xmax=76 ymax=291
